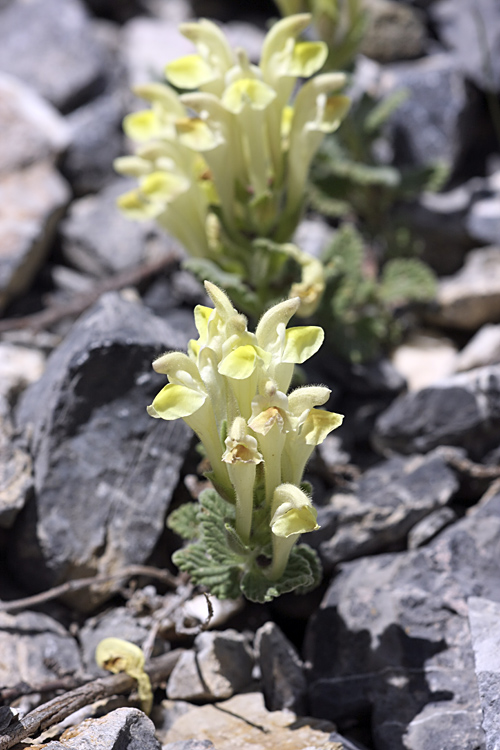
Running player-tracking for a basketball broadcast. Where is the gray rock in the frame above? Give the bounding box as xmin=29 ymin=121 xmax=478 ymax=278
xmin=0 ymin=0 xmax=110 ymax=112
xmin=61 ymin=87 xmax=125 ymax=196
xmin=407 ymin=506 xmax=457 ymax=548
xmin=431 ymin=0 xmax=500 ymax=92
xmin=305 ymin=491 xmax=500 ymax=749
xmin=60 ymin=178 xmax=174 ymax=276
xmin=374 ymin=363 xmax=500 ymax=459
xmin=379 ymin=54 xmax=468 ymax=168
xmin=152 ymin=699 xmax=194 ymax=741
xmin=0 ymin=72 xmax=70 ymax=175
xmin=468 ymin=597 xmax=500 ymax=750
xmin=0 ymin=160 xmax=70 ymax=311
xmin=163 ymin=743 xmax=216 ymax=750
xmin=0 ymin=414 xmax=32 ymax=529
xmin=467 ymin=196 xmax=500 ymax=246
xmin=166 ymin=649 xmax=210 ymax=702
xmin=455 ymin=324 xmax=500 ymax=372
xmin=316 ymin=449 xmax=458 ymax=569
xmin=254 ymin=621 xmax=307 ymax=714
xmin=12 ymin=292 xmax=192 ymax=607
xmin=391 ymin=332 xmax=457 ymax=392
xmin=360 ymin=0 xmax=426 ymax=63
xmin=121 ymin=17 xmax=193 ymax=88
xmin=79 ymin=607 xmax=151 ymax=677
xmin=429 ymin=247 xmax=500 ymax=330
xmin=44 ymin=707 xmax=160 ymax=749
xmin=0 ymin=610 xmax=82 ymax=688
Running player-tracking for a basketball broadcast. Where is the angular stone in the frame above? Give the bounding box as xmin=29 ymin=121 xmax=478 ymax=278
xmin=0 ymin=161 xmax=70 ymax=311
xmin=374 ymin=364 xmax=500 ymax=459
xmin=0 ymin=610 xmax=82 ymax=687
xmin=407 ymin=506 xmax=457 ymax=548
xmin=0 ymin=72 xmax=70 ymax=175
xmin=430 ymin=247 xmax=500 ymax=330
xmin=12 ymin=292 xmax=192 ymax=606
xmin=164 ymin=692 xmax=341 ymax=750
xmin=316 ymin=449 xmax=458 ymax=569
xmin=60 ymin=178 xmax=174 ymax=276
xmin=468 ymin=597 xmax=500 ymax=750
xmin=0 ymin=0 xmax=110 ymax=112
xmin=391 ymin=332 xmax=457 ymax=391
xmin=195 ymin=630 xmax=254 ymax=700
xmin=44 ymin=707 xmax=160 ymax=750
xmin=254 ymin=622 xmax=307 ymax=714
xmin=0 ymin=415 xmax=32 ymax=529
xmin=305 ymin=491 xmax=500 ymax=749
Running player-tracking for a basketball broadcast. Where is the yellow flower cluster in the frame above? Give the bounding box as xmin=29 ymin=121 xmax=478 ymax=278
xmin=115 ymin=14 xmax=350 ymax=316
xmin=148 ymin=282 xmax=343 ymax=579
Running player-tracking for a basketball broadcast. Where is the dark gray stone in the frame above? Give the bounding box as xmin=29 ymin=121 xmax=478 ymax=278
xmin=60 ymin=178 xmax=175 ymax=277
xmin=12 ymin=292 xmax=192 ymax=607
xmin=43 ymin=707 xmax=160 ymax=749
xmin=431 ymin=0 xmax=500 ymax=92
xmin=304 ymin=491 xmax=500 ymax=749
xmin=254 ymin=621 xmax=307 ymax=714
xmin=468 ymin=597 xmax=500 ymax=750
xmin=316 ymin=449 xmax=458 ymax=569
xmin=374 ymin=364 xmax=500 ymax=459
xmin=0 ymin=0 xmax=110 ymax=112
xmin=0 ymin=610 xmax=82 ymax=687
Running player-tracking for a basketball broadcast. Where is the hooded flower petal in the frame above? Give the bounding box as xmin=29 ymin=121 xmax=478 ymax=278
xmin=270 ymin=483 xmax=319 ymax=537
xmin=301 ymin=409 xmax=344 ymax=445
xmin=282 ymin=325 xmax=324 ymax=363
xmin=147 ymin=383 xmax=207 ymax=420
xmin=166 ymin=54 xmax=216 ymax=89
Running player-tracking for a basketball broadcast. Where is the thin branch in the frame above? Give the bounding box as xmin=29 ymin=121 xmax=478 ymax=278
xmin=0 ymin=250 xmax=180 ymax=334
xmin=0 ymin=565 xmax=181 ymax=613
xmin=0 ymin=650 xmax=184 ymax=750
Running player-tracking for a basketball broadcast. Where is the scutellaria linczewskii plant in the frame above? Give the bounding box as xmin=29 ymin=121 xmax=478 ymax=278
xmin=147 ymin=282 xmax=343 ymax=602
xmin=114 ymin=13 xmax=350 ymax=319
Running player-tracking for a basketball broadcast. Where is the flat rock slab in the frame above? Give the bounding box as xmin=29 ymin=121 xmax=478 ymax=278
xmin=316 ymin=448 xmax=458 ymax=569
xmin=0 ymin=161 xmax=70 ymax=311
xmin=0 ymin=610 xmax=82 ymax=687
xmin=13 ymin=292 xmax=192 ymax=607
xmin=0 ymin=0 xmax=109 ymax=112
xmin=163 ymin=692 xmax=344 ymax=750
xmin=304 ymin=491 xmax=500 ymax=749
xmin=374 ymin=363 xmax=500 ymax=459
xmin=44 ymin=707 xmax=160 ymax=750
xmin=468 ymin=597 xmax=500 ymax=750
xmin=0 ymin=72 xmax=70 ymax=175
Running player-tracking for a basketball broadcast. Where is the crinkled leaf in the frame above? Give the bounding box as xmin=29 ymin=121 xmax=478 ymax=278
xmin=240 ymin=543 xmax=322 ymax=603
xmin=167 ymin=503 xmax=201 ymax=541
xmin=380 ymin=258 xmax=437 ymax=305
xmin=172 ymin=544 xmax=242 ymax=599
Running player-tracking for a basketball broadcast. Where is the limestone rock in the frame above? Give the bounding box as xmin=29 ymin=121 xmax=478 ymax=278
xmin=0 ymin=0 xmax=111 ymax=112
xmin=0 ymin=161 xmax=70 ymax=311
xmin=407 ymin=506 xmax=457 ymax=548
xmin=391 ymin=332 xmax=457 ymax=391
xmin=0 ymin=414 xmax=32 ymax=529
xmin=0 ymin=72 xmax=70 ymax=175
xmin=12 ymin=292 xmax=192 ymax=607
xmin=468 ymin=597 xmax=500 ymax=750
xmin=44 ymin=707 xmax=160 ymax=750
xmin=254 ymin=621 xmax=307 ymax=714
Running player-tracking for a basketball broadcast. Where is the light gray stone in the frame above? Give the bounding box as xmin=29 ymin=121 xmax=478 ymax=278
xmin=0 ymin=0 xmax=110 ymax=112
xmin=467 ymin=196 xmax=500 ymax=246
xmin=0 ymin=342 xmax=45 ymax=403
xmin=121 ymin=17 xmax=193 ymax=88
xmin=0 ymin=72 xmax=70 ymax=175
xmin=407 ymin=506 xmax=457 ymax=548
xmin=44 ymin=707 xmax=160 ymax=750
xmin=468 ymin=596 xmax=500 ymax=750
xmin=0 ymin=161 xmax=70 ymax=311
xmin=455 ymin=324 xmax=500 ymax=372
xmin=391 ymin=332 xmax=457 ymax=391
xmin=195 ymin=630 xmax=254 ymax=700
xmin=0 ymin=610 xmax=82 ymax=687
xmin=12 ymin=292 xmax=192 ymax=608
xmin=0 ymin=414 xmax=32 ymax=529
xmin=254 ymin=621 xmax=307 ymax=714
xmin=166 ymin=649 xmax=210 ymax=702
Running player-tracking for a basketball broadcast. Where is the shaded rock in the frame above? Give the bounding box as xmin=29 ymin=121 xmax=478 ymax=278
xmin=391 ymin=332 xmax=457 ymax=391
xmin=60 ymin=178 xmax=174 ymax=277
xmin=164 ymin=692 xmax=340 ymax=749
xmin=431 ymin=0 xmax=500 ymax=92
xmin=167 ymin=630 xmax=254 ymax=701
xmin=374 ymin=363 xmax=500 ymax=459
xmin=44 ymin=707 xmax=160 ymax=750
xmin=316 ymin=448 xmax=458 ymax=569
xmin=254 ymin=621 xmax=307 ymax=714
xmin=304 ymin=491 xmax=500 ymax=749
xmin=79 ymin=607 xmax=151 ymax=677
xmin=468 ymin=597 xmax=500 ymax=750
xmin=61 ymin=87 xmax=125 ymax=196
xmin=360 ymin=0 xmax=426 ymax=62
xmin=429 ymin=247 xmax=500 ymax=330
xmin=0 ymin=415 xmax=32 ymax=529
xmin=152 ymin=699 xmax=194 ymax=742
xmin=379 ymin=54 xmax=468 ymax=168
xmin=0 ymin=0 xmax=110 ymax=112
xmin=407 ymin=506 xmax=457 ymax=548
xmin=455 ymin=324 xmax=500 ymax=372
xmin=12 ymin=292 xmax=192 ymax=606
xmin=0 ymin=72 xmax=70 ymax=175
xmin=0 ymin=610 xmax=82 ymax=687
xmin=0 ymin=161 xmax=70 ymax=311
